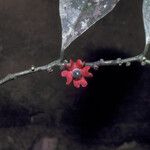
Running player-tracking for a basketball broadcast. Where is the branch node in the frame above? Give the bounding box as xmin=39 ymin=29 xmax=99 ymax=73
xmin=141 ymin=56 xmax=147 ymax=66
xmin=60 ymin=59 xmax=68 ymax=70
xmin=93 ymin=64 xmax=99 ymax=70
xmin=117 ymin=58 xmax=123 ymax=66
xmin=126 ymin=62 xmax=131 ymax=67
xmin=47 ymin=68 xmax=53 ymax=73
xmin=100 ymin=59 xmax=104 ymax=63
xmin=31 ymin=65 xmax=35 ymax=71
xmin=64 ymin=59 xmax=68 ymax=63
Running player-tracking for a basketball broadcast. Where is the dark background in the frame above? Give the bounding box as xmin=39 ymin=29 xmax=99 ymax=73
xmin=0 ymin=0 xmax=150 ymax=149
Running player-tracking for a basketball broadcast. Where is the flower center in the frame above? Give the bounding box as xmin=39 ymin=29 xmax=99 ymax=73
xmin=72 ymin=69 xmax=82 ymax=79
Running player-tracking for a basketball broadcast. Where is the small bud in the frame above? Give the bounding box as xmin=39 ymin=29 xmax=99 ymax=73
xmin=142 ymin=56 xmax=146 ymax=61
xmin=47 ymin=68 xmax=53 ymax=73
xmin=119 ymin=62 xmax=123 ymax=66
xmin=100 ymin=59 xmax=104 ymax=63
xmin=93 ymin=64 xmax=99 ymax=70
xmin=63 ymin=59 xmax=68 ymax=64
xmin=141 ymin=56 xmax=146 ymax=66
xmin=117 ymin=58 xmax=122 ymax=66
xmin=117 ymin=58 xmax=121 ymax=61
xmin=141 ymin=61 xmax=146 ymax=66
xmin=126 ymin=62 xmax=131 ymax=67
xmin=31 ymin=65 xmax=35 ymax=71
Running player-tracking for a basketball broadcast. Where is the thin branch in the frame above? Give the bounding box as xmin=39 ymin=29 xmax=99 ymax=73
xmin=86 ymin=54 xmax=145 ymax=68
xmin=0 ymin=59 xmax=61 ymax=85
xmin=0 ymin=54 xmax=150 ymax=86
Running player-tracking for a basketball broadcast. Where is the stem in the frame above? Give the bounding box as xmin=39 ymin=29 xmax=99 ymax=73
xmin=86 ymin=54 xmax=144 ymax=67
xmin=60 ymin=50 xmax=65 ymax=61
xmin=0 ymin=54 xmax=149 ymax=86
xmin=146 ymin=59 xmax=150 ymax=64
xmin=0 ymin=59 xmax=61 ymax=85
xmin=143 ymin=43 xmax=150 ymax=56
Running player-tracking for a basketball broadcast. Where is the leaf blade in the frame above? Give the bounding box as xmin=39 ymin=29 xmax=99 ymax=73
xmin=143 ymin=0 xmax=150 ymax=55
xmin=143 ymin=0 xmax=150 ymax=44
xmin=59 ymin=0 xmax=120 ymax=51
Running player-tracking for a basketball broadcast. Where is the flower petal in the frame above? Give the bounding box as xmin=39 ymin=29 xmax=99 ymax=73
xmin=76 ymin=59 xmax=84 ymax=68
xmin=65 ymin=59 xmax=73 ymax=71
xmin=70 ymin=59 xmax=74 ymax=67
xmin=66 ymin=72 xmax=73 ymax=85
xmin=81 ymin=66 xmax=93 ymax=77
xmin=61 ymin=71 xmax=73 ymax=85
xmin=80 ymin=77 xmax=88 ymax=87
xmin=69 ymin=59 xmax=77 ymax=70
xmin=61 ymin=70 xmax=69 ymax=77
xmin=83 ymin=66 xmax=90 ymax=71
xmin=73 ymin=80 xmax=81 ymax=88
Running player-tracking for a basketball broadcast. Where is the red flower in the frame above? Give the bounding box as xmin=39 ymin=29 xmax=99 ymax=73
xmin=61 ymin=59 xmax=93 ymax=88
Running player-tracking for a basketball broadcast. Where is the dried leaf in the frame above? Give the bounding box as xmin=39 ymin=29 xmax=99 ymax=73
xmin=59 ymin=0 xmax=120 ymax=51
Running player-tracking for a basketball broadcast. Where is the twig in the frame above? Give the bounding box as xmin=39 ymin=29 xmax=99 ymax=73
xmin=0 ymin=54 xmax=150 ymax=86
xmin=86 ymin=54 xmax=147 ymax=68
xmin=0 ymin=59 xmax=61 ymax=85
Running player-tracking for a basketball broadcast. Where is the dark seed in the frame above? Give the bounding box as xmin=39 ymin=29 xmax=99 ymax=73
xmin=72 ymin=69 xmax=82 ymax=79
